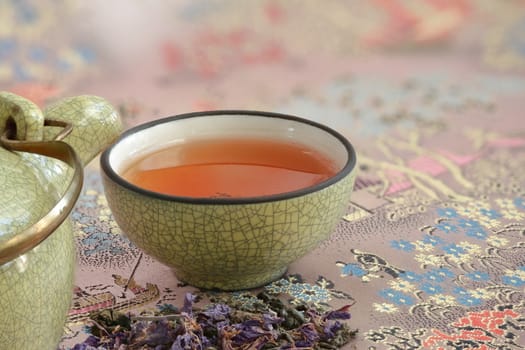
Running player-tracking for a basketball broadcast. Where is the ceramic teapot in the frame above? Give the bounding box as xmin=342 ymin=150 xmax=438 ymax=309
xmin=0 ymin=92 xmax=122 ymax=349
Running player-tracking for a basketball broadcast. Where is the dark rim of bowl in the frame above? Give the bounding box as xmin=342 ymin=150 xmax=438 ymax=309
xmin=100 ymin=110 xmax=357 ymax=204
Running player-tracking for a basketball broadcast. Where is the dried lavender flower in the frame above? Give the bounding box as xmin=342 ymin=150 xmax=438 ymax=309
xmin=70 ymin=291 xmax=356 ymax=349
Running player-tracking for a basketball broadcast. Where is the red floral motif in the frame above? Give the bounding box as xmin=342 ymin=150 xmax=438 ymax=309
xmin=423 ymin=308 xmax=522 ymax=349
xmin=161 ymin=28 xmax=285 ymax=78
xmin=9 ymin=83 xmax=61 ymax=107
xmin=264 ymin=2 xmax=286 ymax=23
xmin=365 ymin=0 xmax=471 ymax=46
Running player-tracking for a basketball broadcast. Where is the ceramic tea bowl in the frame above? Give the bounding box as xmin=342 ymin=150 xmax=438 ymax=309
xmin=101 ymin=110 xmax=356 ymax=290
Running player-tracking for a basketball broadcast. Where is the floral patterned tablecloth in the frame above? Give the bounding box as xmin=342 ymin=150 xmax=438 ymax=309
xmin=2 ymin=1 xmax=525 ymax=349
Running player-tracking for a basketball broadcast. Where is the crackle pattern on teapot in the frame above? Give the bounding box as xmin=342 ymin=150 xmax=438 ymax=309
xmin=0 ymin=92 xmax=122 ymax=350
xmin=0 ymin=91 xmax=44 ymax=140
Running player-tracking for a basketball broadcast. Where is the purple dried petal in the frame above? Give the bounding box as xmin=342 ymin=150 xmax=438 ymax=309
xmin=171 ymin=333 xmax=194 ymax=350
xmin=232 ymin=327 xmax=264 ymax=343
xmin=323 ymin=320 xmax=343 ymax=339
xmin=182 ymin=293 xmax=197 ymax=314
xmin=112 ymin=331 xmax=129 ymax=347
xmin=202 ymin=303 xmax=230 ymax=320
xmin=295 ymin=340 xmax=314 ymax=348
xmin=71 ymin=343 xmax=98 ymax=350
xmin=262 ymin=313 xmax=283 ymax=330
xmin=131 ymin=320 xmax=175 ymax=347
xmin=296 ymin=323 xmax=319 ymax=345
xmin=212 ymin=319 xmax=230 ymax=334
xmin=200 ymin=334 xmax=211 ymax=348
xmin=323 ymin=305 xmax=352 ymax=320
xmin=84 ymin=335 xmax=101 ymax=346
xmin=71 ymin=335 xmax=100 ymax=350
xmin=214 ymin=319 xmax=230 ymax=330
xmin=205 ymin=304 xmax=230 ymax=316
xmin=231 ymin=319 xmax=276 ymax=348
xmin=132 ymin=321 xmax=148 ymax=334
xmin=236 ymin=319 xmax=262 ymax=330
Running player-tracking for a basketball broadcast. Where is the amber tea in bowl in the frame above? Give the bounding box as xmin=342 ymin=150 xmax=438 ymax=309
xmin=122 ymin=137 xmax=337 ymax=198
xmin=101 ymin=110 xmax=357 ymax=290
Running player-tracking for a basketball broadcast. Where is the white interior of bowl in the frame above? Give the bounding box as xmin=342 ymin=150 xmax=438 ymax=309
xmin=108 ymin=114 xmax=349 ymax=175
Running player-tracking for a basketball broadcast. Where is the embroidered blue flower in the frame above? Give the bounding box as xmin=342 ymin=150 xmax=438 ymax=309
xmin=0 ymin=38 xmax=16 ymax=60
xmin=457 ymin=218 xmax=483 ymax=230
xmin=422 ymin=235 xmax=445 ymax=246
xmin=399 ymin=271 xmax=423 ymax=283
xmin=339 ymin=263 xmax=368 ymax=277
xmin=13 ymin=1 xmax=38 ymax=23
xmin=390 ymin=240 xmax=416 ymax=252
xmin=434 ymin=222 xmax=458 ymax=234
xmin=436 ymin=207 xmax=458 ymax=218
xmin=280 ymin=283 xmax=331 ymax=304
xmin=465 ymin=271 xmax=490 ymax=282
xmin=81 ymin=232 xmax=127 ymax=256
xmin=378 ymin=288 xmax=415 ymax=306
xmin=453 ymin=286 xmax=469 ymax=296
xmin=81 ymin=225 xmax=98 ymax=235
xmin=299 ymin=284 xmax=331 ymax=303
xmin=465 ymin=227 xmax=488 ymax=240
xmin=420 ymin=283 xmax=443 ymax=295
xmin=75 ymin=213 xmax=95 ymax=225
xmin=424 ymin=267 xmax=455 ymax=283
xmin=442 ymin=243 xmax=467 ymax=257
xmin=71 ymin=211 xmax=82 ymax=221
xmin=452 ymin=287 xmax=483 ymax=306
xmin=502 ymin=274 xmax=525 ymax=287
xmin=457 ymin=294 xmax=483 ymax=307
xmin=479 ymin=208 xmax=502 ymax=219
xmin=514 ymin=197 xmax=525 ymax=210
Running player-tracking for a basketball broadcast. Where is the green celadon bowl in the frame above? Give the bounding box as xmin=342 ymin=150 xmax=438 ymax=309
xmin=101 ymin=110 xmax=356 ymax=291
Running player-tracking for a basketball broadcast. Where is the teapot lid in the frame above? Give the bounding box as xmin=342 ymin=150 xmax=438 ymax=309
xmin=1 ymin=91 xmax=122 ymax=264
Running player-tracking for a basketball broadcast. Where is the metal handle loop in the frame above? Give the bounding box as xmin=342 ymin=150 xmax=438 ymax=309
xmin=0 ymin=119 xmax=83 ymax=265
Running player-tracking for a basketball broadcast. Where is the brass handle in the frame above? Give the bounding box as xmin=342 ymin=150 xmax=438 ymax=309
xmin=0 ymin=120 xmax=83 ymax=266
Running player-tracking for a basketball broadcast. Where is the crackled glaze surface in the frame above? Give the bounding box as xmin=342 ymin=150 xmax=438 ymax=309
xmin=0 ymin=93 xmax=121 ymax=350
xmin=102 ymin=113 xmax=356 ymax=292
xmin=0 ymin=91 xmax=44 ymax=141
xmin=0 ymin=223 xmax=75 ymax=349
xmin=103 ymin=171 xmax=356 ymax=290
